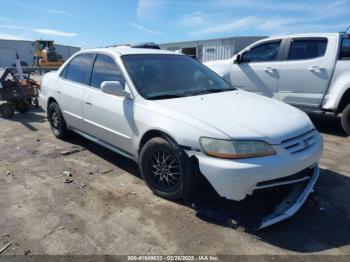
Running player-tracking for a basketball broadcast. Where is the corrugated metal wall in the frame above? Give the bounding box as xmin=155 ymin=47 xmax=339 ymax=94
xmin=159 ymin=36 xmax=266 ymax=62
xmin=201 ymin=38 xmax=236 ymax=61
xmin=0 ymin=39 xmax=80 ymax=67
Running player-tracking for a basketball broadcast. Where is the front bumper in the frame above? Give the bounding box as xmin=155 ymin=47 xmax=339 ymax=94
xmin=256 ymin=164 xmax=319 ymax=229
xmin=185 ymin=131 xmax=323 ymax=229
xmin=190 ymin=132 xmax=323 ymax=201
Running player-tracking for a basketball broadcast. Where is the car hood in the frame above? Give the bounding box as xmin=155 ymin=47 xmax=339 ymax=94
xmin=155 ymin=90 xmax=314 ymax=144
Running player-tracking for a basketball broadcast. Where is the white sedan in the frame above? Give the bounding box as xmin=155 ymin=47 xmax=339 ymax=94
xmin=40 ymin=47 xmax=323 ymax=229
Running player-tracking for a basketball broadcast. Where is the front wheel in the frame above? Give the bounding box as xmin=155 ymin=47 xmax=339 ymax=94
xmin=139 ymin=137 xmax=190 ymax=200
xmin=48 ymin=102 xmax=69 ymax=139
xmin=341 ymin=103 xmax=350 ymax=136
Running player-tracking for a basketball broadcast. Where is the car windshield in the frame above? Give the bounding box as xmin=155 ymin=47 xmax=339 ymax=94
xmin=121 ymin=54 xmax=235 ymax=100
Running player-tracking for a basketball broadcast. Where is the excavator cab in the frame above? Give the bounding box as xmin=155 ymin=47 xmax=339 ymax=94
xmin=33 ymin=40 xmax=65 ymax=67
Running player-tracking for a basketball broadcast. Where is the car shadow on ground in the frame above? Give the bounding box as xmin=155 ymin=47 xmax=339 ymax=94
xmin=183 ymin=168 xmax=350 ymax=253
xmin=4 ymin=107 xmax=46 ymax=131
xmin=251 ymin=168 xmax=350 ymax=252
xmin=65 ymin=133 xmax=139 ymax=178
xmin=59 ymin=134 xmax=350 ymax=253
xmin=308 ymin=112 xmax=348 ymax=137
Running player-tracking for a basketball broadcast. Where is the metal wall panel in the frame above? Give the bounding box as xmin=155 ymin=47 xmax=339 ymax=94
xmin=159 ymin=36 xmax=266 ymax=62
xmin=0 ymin=39 xmax=81 ymax=67
xmin=0 ymin=48 xmax=17 ymax=67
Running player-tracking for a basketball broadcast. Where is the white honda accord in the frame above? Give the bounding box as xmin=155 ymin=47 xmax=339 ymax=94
xmin=40 ymin=47 xmax=323 ymax=229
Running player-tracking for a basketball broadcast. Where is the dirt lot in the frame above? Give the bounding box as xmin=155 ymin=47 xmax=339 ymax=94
xmin=0 ymin=107 xmax=350 ymax=256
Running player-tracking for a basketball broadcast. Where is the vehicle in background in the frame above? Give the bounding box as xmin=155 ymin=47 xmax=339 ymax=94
xmin=40 ymin=47 xmax=323 ymax=229
xmin=0 ymin=68 xmax=40 ymax=118
xmin=205 ymin=33 xmax=350 ymax=135
xmin=33 ymin=40 xmax=65 ymax=68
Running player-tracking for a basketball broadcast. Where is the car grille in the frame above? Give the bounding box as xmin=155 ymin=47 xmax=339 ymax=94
xmin=256 ymin=167 xmax=313 ymax=189
xmin=281 ymin=129 xmax=317 ymax=154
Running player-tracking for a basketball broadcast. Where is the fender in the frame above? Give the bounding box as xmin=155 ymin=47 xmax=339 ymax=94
xmin=322 ymin=73 xmax=350 ymax=111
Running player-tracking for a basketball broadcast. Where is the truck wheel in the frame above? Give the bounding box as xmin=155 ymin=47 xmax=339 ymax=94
xmin=341 ymin=104 xmax=350 ymax=136
xmin=48 ymin=102 xmax=69 ymax=139
xmin=139 ymin=137 xmax=190 ymax=200
xmin=16 ymin=101 xmax=30 ymax=113
xmin=0 ymin=103 xmax=14 ymax=118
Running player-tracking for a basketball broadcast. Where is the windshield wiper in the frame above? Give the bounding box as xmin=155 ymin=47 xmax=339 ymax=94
xmin=147 ymin=94 xmax=184 ymax=100
xmin=188 ymin=88 xmax=233 ymax=96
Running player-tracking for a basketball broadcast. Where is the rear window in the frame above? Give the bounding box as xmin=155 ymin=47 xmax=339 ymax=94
xmin=288 ymin=39 xmax=327 ymax=60
xmin=65 ymin=53 xmax=94 ymax=85
xmin=339 ymin=39 xmax=350 ymax=60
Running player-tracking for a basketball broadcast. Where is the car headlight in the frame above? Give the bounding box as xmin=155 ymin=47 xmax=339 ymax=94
xmin=199 ymin=137 xmax=275 ymax=159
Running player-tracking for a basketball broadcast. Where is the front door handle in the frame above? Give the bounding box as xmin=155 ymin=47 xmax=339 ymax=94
xmin=264 ymin=67 xmax=276 ymax=73
xmin=56 ymin=91 xmax=61 ymax=94
xmin=85 ymin=102 xmax=93 ymax=105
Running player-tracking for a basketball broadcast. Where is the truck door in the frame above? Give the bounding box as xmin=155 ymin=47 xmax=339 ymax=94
xmin=229 ymin=40 xmax=282 ymax=98
xmin=277 ymin=36 xmax=336 ymax=107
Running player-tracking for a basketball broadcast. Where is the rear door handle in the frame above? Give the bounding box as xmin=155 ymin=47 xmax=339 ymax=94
xmin=308 ymin=66 xmax=323 ymax=72
xmin=85 ymin=102 xmax=92 ymax=105
xmin=264 ymin=67 xmax=277 ymax=73
xmin=56 ymin=91 xmax=61 ymax=94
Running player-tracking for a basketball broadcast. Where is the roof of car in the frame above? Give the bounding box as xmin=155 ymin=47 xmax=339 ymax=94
xmin=266 ymin=32 xmax=340 ymax=40
xmin=79 ymin=46 xmax=182 ymax=56
xmin=246 ymin=32 xmax=341 ymax=47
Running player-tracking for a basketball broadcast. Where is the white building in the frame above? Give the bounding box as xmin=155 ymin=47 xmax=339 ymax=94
xmin=0 ymin=39 xmax=81 ymax=67
xmin=159 ymin=36 xmax=266 ymax=62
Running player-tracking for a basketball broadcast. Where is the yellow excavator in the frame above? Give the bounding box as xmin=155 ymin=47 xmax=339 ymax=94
xmin=33 ymin=40 xmax=65 ymax=67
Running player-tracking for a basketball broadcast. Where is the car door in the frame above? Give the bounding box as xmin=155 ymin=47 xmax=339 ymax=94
xmin=82 ymin=53 xmax=135 ymax=156
xmin=277 ymin=37 xmax=335 ymax=107
xmin=56 ymin=53 xmax=95 ymax=131
xmin=230 ymin=40 xmax=283 ymax=98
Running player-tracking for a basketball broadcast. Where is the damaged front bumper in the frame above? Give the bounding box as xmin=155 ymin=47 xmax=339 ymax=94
xmin=255 ymin=164 xmax=319 ymax=230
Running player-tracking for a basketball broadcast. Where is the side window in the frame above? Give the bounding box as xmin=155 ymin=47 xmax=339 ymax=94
xmin=65 ymin=53 xmax=94 ymax=84
xmin=90 ymin=54 xmax=125 ymax=88
xmin=241 ymin=41 xmax=281 ymax=62
xmin=288 ymin=39 xmax=327 ymax=60
xmin=339 ymin=39 xmax=350 ymax=60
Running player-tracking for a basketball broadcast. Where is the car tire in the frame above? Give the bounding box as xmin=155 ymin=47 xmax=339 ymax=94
xmin=139 ymin=137 xmax=190 ymax=200
xmin=0 ymin=103 xmax=14 ymax=118
xmin=341 ymin=103 xmax=350 ymax=136
xmin=16 ymin=100 xmax=30 ymax=113
xmin=48 ymin=102 xmax=69 ymax=139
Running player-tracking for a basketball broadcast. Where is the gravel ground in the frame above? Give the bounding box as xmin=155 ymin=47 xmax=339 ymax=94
xmin=0 ymin=106 xmax=349 ymax=256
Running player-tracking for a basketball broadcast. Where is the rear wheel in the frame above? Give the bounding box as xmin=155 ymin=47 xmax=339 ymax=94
xmin=48 ymin=102 xmax=69 ymax=139
xmin=139 ymin=137 xmax=189 ymax=200
xmin=341 ymin=103 xmax=350 ymax=136
xmin=0 ymin=103 xmax=14 ymax=118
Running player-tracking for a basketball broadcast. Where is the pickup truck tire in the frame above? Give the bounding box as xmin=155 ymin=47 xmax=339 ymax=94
xmin=139 ymin=137 xmax=189 ymax=200
xmin=48 ymin=102 xmax=69 ymax=139
xmin=341 ymin=104 xmax=350 ymax=136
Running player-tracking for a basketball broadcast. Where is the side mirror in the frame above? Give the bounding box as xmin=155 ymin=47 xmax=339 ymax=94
xmin=234 ymin=54 xmax=241 ymax=64
xmin=101 ymin=81 xmax=126 ymax=97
